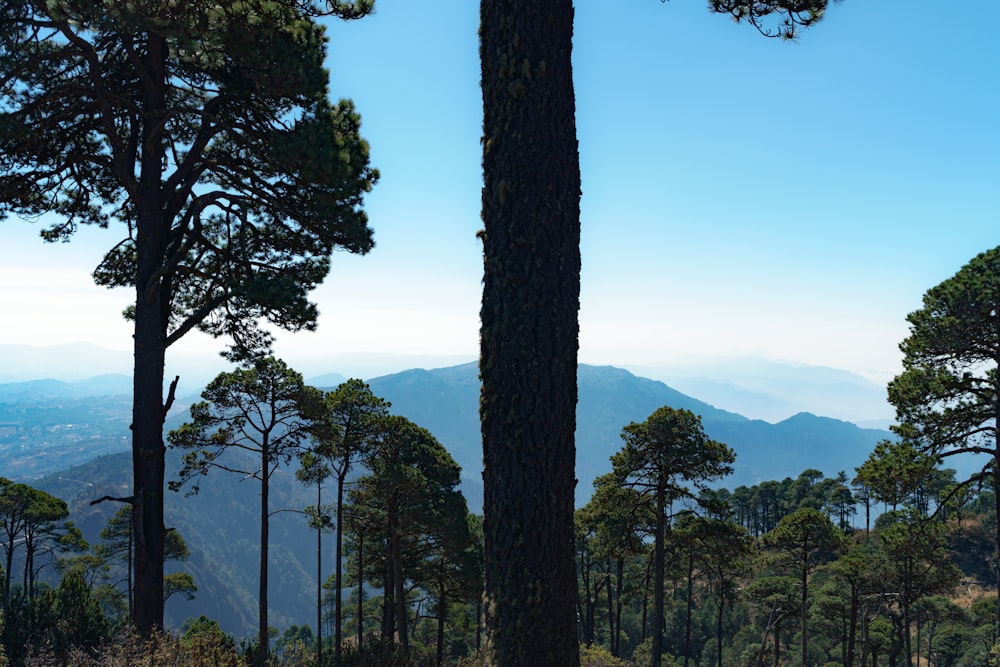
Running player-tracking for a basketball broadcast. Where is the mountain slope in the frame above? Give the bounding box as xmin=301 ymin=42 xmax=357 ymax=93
xmin=19 ymin=362 xmax=889 ymax=638
xmin=368 ymin=363 xmax=888 ymax=506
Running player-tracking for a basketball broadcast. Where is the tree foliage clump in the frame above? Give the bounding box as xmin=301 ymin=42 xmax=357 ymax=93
xmin=887 ymin=245 xmax=1000 ymax=635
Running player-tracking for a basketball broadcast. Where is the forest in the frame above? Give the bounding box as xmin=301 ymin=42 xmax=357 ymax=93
xmin=0 ymin=0 xmax=995 ymax=665
xmin=0 ymin=347 xmax=998 ymax=667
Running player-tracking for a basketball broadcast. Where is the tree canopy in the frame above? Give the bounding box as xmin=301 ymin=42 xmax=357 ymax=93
xmin=0 ymin=0 xmax=377 ymax=631
xmin=887 ymin=245 xmax=1000 ymax=636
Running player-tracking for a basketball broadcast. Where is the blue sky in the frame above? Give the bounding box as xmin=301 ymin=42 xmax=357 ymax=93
xmin=1 ymin=0 xmax=997 ymax=386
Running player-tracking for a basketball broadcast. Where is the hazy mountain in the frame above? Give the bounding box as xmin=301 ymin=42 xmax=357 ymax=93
xmin=368 ymin=363 xmax=890 ymax=507
xmin=16 ymin=361 xmax=892 ymax=638
xmin=626 ymin=358 xmax=895 ymax=425
xmin=0 ymin=343 xmax=133 ymax=382
xmin=306 ymin=372 xmax=348 ymax=389
xmin=36 ymin=449 xmax=316 ymax=639
xmin=0 ymin=344 xmax=894 ymax=425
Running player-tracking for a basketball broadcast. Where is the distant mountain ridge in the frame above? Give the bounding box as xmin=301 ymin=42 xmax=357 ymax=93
xmin=0 ymin=343 xmax=893 ymax=424
xmin=1 ymin=362 xmax=892 ymax=495
xmin=367 ymin=363 xmax=890 ymax=506
xmin=627 ymin=358 xmax=894 ymax=425
xmin=15 ymin=361 xmax=892 ymax=638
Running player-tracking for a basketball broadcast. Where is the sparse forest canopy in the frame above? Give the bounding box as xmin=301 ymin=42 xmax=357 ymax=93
xmin=0 ymin=0 xmax=377 ymax=631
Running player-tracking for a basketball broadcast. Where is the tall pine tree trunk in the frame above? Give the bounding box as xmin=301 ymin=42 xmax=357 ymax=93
xmin=259 ymin=444 xmax=271 ymax=665
xmin=132 ymin=33 xmax=169 ymax=634
xmin=316 ymin=482 xmax=323 ymax=667
xmin=336 ymin=470 xmax=347 ymax=664
xmin=652 ymin=480 xmax=667 ymax=667
xmin=436 ymin=583 xmax=447 ymax=667
xmin=993 ymin=436 xmax=1000 ymax=641
xmin=479 ymin=0 xmax=581 ymax=664
xmin=357 ymin=529 xmax=364 ymax=647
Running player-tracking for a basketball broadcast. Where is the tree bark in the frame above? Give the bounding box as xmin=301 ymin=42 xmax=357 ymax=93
xmin=479 ymin=0 xmax=581 ymax=665
xmin=800 ymin=545 xmax=809 ymax=667
xmin=357 ymin=529 xmax=364 ymax=647
xmin=993 ymin=427 xmax=1000 ymax=642
xmin=652 ymin=475 xmax=667 ymax=667
xmin=131 ymin=33 xmax=169 ymax=635
xmin=684 ymin=554 xmax=694 ymax=667
xmin=436 ymin=584 xmax=447 ymax=667
xmin=336 ymin=471 xmax=346 ymax=664
xmin=259 ymin=443 xmax=271 ymax=665
xmin=716 ymin=587 xmax=724 ymax=667
xmin=316 ymin=483 xmax=323 ymax=667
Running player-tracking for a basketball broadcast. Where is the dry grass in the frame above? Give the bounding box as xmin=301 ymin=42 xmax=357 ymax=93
xmin=21 ymin=626 xmax=247 ymax=667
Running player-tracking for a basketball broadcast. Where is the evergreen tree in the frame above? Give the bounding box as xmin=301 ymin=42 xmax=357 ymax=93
xmin=350 ymin=415 xmax=471 ymax=658
xmin=763 ymin=507 xmax=848 ymax=667
xmin=611 ymin=406 xmax=734 ymax=667
xmin=887 ymin=246 xmax=1000 ymax=636
xmin=307 ymin=378 xmax=389 ymax=664
xmin=169 ymin=357 xmax=323 ymax=663
xmin=0 ymin=1 xmax=376 ymax=632
xmin=875 ymin=510 xmax=962 ymax=667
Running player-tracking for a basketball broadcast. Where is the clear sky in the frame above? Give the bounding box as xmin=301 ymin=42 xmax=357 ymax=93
xmin=1 ymin=1 xmax=997 ymax=387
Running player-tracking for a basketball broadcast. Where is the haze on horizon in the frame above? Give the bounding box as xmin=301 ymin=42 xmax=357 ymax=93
xmin=1 ymin=2 xmax=997 ymax=398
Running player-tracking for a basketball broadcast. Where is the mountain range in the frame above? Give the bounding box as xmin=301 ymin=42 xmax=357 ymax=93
xmin=0 ymin=342 xmax=896 ymax=424
xmin=1 ymin=358 xmax=896 ymax=637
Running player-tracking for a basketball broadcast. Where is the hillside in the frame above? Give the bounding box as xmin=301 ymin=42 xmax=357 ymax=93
xmin=367 ymin=363 xmax=889 ymax=506
xmin=11 ymin=362 xmax=892 ymax=637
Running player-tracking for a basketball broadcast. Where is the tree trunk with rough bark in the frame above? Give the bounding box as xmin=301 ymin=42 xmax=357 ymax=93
xmin=132 ymin=34 xmax=169 ymax=634
xmin=259 ymin=443 xmax=271 ymax=665
xmin=479 ymin=0 xmax=581 ymax=664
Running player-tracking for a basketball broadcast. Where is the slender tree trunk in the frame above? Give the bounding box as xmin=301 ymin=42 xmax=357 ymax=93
xmin=389 ymin=516 xmax=407 ymax=650
xmin=132 ymin=33 xmax=169 ymax=636
xmin=684 ymin=554 xmax=694 ymax=667
xmin=801 ymin=559 xmax=809 ymax=667
xmin=652 ymin=478 xmax=667 ymax=667
xmin=259 ymin=446 xmax=271 ymax=666
xmin=605 ymin=561 xmax=615 ymax=654
xmin=3 ymin=534 xmax=13 ymax=603
xmin=716 ymin=585 xmax=725 ymax=667
xmin=479 ymin=1 xmax=580 ymax=663
xmin=22 ymin=537 xmax=32 ymax=598
xmin=582 ymin=576 xmax=595 ymax=646
xmin=316 ymin=482 xmax=323 ymax=667
xmin=614 ymin=558 xmax=624 ymax=658
xmin=577 ymin=552 xmax=590 ymax=645
xmin=436 ymin=583 xmax=447 ymax=667
xmin=993 ymin=442 xmax=1000 ymax=641
xmin=903 ymin=597 xmax=913 ymax=667
xmin=336 ymin=470 xmax=346 ymax=665
xmin=357 ymin=528 xmax=364 ymax=648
